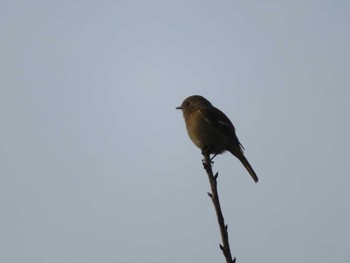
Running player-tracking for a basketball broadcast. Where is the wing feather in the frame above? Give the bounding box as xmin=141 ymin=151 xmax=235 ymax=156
xmin=201 ymin=107 xmax=244 ymax=150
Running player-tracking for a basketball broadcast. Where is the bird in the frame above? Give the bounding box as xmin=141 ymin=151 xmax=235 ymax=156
xmin=176 ymin=95 xmax=258 ymax=183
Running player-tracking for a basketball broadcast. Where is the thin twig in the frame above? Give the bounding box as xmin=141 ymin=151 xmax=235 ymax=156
xmin=202 ymin=150 xmax=236 ymax=263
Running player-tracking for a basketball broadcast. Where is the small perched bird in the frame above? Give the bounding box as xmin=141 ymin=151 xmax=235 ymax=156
xmin=176 ymin=95 xmax=258 ymax=183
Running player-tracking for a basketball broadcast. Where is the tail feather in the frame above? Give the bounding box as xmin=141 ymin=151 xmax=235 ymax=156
xmin=229 ymin=146 xmax=259 ymax=183
xmin=239 ymin=155 xmax=259 ymax=183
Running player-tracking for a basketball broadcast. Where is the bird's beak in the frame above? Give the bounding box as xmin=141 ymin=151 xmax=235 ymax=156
xmin=175 ymin=106 xmax=182 ymax=110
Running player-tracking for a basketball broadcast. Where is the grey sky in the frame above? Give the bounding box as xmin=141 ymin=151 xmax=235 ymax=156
xmin=1 ymin=1 xmax=350 ymax=262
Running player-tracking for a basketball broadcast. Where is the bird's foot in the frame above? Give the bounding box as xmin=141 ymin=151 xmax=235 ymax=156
xmin=202 ymin=146 xmax=214 ymax=167
xmin=210 ymin=153 xmax=218 ymax=162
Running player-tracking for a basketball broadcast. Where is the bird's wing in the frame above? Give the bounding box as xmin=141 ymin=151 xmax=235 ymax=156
xmin=201 ymin=107 xmax=244 ymax=150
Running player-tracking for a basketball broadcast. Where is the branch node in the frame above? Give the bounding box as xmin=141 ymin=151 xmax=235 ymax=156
xmin=202 ymin=160 xmax=207 ymax=169
xmin=207 ymin=192 xmax=212 ymax=198
xmin=219 ymin=244 xmax=224 ymax=251
xmin=214 ymin=172 xmax=219 ymax=179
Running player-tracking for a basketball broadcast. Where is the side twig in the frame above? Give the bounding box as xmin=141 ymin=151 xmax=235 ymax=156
xmin=202 ymin=150 xmax=236 ymax=263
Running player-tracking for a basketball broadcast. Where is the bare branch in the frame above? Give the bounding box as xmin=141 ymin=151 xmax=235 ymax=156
xmin=202 ymin=150 xmax=236 ymax=263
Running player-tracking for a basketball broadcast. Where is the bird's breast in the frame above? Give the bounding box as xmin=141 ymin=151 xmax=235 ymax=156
xmin=186 ymin=110 xmax=227 ymax=154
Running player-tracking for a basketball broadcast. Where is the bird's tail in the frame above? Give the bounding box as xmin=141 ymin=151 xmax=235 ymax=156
xmin=228 ymin=145 xmax=259 ymax=183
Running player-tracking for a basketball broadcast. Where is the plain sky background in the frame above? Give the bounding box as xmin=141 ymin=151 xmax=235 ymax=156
xmin=1 ymin=1 xmax=350 ymax=262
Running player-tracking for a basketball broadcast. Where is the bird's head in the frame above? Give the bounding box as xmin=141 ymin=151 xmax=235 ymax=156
xmin=176 ymin=95 xmax=212 ymax=117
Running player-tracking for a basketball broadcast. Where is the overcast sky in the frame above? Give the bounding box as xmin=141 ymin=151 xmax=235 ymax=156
xmin=1 ymin=1 xmax=350 ymax=262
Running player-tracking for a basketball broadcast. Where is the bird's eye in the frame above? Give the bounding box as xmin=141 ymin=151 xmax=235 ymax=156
xmin=185 ymin=101 xmax=190 ymax=106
